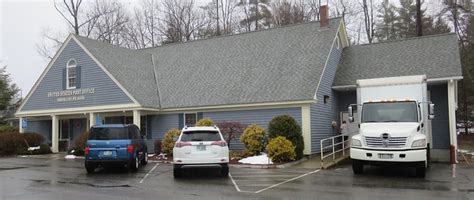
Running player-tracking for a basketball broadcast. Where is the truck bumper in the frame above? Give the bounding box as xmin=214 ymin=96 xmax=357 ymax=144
xmin=350 ymin=147 xmax=426 ymax=162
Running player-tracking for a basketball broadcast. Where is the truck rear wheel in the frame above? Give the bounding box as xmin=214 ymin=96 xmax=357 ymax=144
xmin=352 ymin=160 xmax=364 ymax=174
xmin=415 ymin=162 xmax=426 ymax=178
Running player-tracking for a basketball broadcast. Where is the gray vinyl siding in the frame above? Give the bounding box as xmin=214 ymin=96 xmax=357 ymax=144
xmin=310 ymin=39 xmax=343 ymax=154
xmin=146 ymin=114 xmax=180 ymax=153
xmin=429 ymin=84 xmax=450 ymax=149
xmin=25 ymin=120 xmax=52 ymax=145
xmin=21 ymin=40 xmax=133 ymax=111
xmin=203 ymin=107 xmax=302 ymax=150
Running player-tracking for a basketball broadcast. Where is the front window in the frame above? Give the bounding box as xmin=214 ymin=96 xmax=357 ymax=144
xmin=184 ymin=113 xmax=197 ymax=126
xmin=361 ymin=102 xmax=418 ymax=123
xmin=67 ymin=59 xmax=77 ymax=89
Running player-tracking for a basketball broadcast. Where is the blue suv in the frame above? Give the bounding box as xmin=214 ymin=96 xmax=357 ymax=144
xmin=85 ymin=124 xmax=148 ymax=173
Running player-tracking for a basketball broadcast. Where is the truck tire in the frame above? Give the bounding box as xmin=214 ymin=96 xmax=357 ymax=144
xmin=352 ymin=160 xmax=364 ymax=175
xmin=173 ymin=164 xmax=182 ymax=178
xmin=415 ymin=162 xmax=426 ymax=178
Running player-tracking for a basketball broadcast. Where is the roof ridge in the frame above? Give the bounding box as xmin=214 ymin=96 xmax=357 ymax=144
xmin=352 ymin=33 xmax=456 ymax=47
xmin=139 ymin=17 xmax=342 ymax=51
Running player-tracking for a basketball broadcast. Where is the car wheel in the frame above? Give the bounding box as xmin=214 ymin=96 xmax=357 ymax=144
xmin=352 ymin=160 xmax=364 ymax=175
xmin=141 ymin=152 xmax=148 ymax=165
xmin=129 ymin=156 xmax=139 ymax=172
xmin=85 ymin=162 xmax=95 ymax=174
xmin=415 ymin=162 xmax=426 ymax=178
xmin=173 ymin=164 xmax=182 ymax=178
xmin=221 ymin=164 xmax=229 ymax=177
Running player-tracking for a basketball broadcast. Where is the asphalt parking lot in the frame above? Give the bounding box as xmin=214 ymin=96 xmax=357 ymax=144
xmin=0 ymin=155 xmax=473 ymax=200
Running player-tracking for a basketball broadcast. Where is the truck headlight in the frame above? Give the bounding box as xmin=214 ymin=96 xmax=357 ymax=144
xmin=412 ymin=139 xmax=426 ymax=148
xmin=351 ymin=139 xmax=362 ymax=147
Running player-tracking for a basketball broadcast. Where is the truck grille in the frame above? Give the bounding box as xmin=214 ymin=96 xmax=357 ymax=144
xmin=365 ymin=136 xmax=407 ymax=148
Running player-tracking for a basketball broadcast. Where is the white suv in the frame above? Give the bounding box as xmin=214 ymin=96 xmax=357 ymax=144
xmin=173 ymin=126 xmax=229 ymax=178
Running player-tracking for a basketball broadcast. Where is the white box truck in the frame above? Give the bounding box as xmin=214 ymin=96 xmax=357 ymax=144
xmin=348 ymin=75 xmax=435 ymax=177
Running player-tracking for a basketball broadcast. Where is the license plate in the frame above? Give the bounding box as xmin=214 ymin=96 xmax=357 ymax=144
xmin=378 ymin=153 xmax=393 ymax=159
xmin=197 ymin=145 xmax=206 ymax=151
xmin=103 ymin=151 xmax=113 ymax=156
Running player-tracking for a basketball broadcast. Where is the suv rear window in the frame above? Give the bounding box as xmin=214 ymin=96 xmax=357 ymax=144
xmin=180 ymin=131 xmax=221 ymax=142
xmin=89 ymin=127 xmax=129 ymax=140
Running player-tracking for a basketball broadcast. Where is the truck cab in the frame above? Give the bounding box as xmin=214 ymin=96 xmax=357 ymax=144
xmin=348 ymin=75 xmax=434 ymax=177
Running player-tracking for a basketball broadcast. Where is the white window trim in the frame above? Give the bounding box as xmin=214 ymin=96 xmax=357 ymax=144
xmin=184 ymin=112 xmax=198 ymax=126
xmin=66 ymin=59 xmax=77 ymax=90
xmin=336 ymin=35 xmax=341 ymax=49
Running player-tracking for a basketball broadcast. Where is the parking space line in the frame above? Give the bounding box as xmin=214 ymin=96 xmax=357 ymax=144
xmin=228 ymin=173 xmax=242 ymax=192
xmin=139 ymin=163 xmax=159 ymax=183
xmin=254 ymin=169 xmax=320 ymax=194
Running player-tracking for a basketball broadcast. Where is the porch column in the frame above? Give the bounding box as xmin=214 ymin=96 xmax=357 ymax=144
xmin=19 ymin=117 xmax=25 ymax=133
xmin=447 ymin=80 xmax=458 ymax=163
xmin=301 ymin=105 xmax=311 ymax=155
xmin=51 ymin=115 xmax=59 ymax=153
xmin=89 ymin=113 xmax=96 ymax=128
xmin=133 ymin=110 xmax=141 ymax=128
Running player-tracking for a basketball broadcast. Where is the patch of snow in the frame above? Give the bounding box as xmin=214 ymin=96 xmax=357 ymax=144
xmin=65 ymin=155 xmax=76 ymax=159
xmin=70 ymin=150 xmax=75 ymax=154
xmin=27 ymin=146 xmax=40 ymax=151
xmin=148 ymin=153 xmax=155 ymax=157
xmin=238 ymin=154 xmax=273 ymax=165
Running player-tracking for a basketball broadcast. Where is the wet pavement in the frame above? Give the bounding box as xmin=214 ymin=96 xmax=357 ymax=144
xmin=0 ymin=155 xmax=473 ymax=200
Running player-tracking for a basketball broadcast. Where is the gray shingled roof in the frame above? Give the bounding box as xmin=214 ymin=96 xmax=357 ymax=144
xmin=75 ymin=18 xmax=341 ymax=109
xmin=334 ymin=33 xmax=463 ymax=87
xmin=141 ymin=18 xmax=341 ymax=108
xmin=74 ymin=36 xmax=160 ymax=107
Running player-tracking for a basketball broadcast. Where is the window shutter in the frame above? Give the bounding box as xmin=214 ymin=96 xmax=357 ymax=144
xmin=197 ymin=112 xmax=203 ymax=120
xmin=62 ymin=68 xmax=67 ymax=90
xmin=76 ymin=66 xmax=81 ymax=88
xmin=178 ymin=113 xmax=184 ymax=128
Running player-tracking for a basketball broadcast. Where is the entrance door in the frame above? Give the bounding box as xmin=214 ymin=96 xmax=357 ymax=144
xmin=340 ymin=112 xmax=359 ymax=136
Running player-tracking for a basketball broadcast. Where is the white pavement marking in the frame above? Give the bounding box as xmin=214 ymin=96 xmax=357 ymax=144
xmin=229 ymin=173 xmax=242 ymax=192
xmin=254 ymin=169 xmax=321 ymax=194
xmin=140 ymin=163 xmax=159 ymax=184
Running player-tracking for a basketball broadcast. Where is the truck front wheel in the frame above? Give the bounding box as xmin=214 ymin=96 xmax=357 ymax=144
xmin=415 ymin=162 xmax=426 ymax=178
xmin=352 ymin=160 xmax=364 ymax=174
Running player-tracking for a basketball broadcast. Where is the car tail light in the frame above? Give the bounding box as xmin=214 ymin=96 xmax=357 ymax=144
xmin=127 ymin=145 xmax=134 ymax=154
xmin=85 ymin=147 xmax=90 ymax=155
xmin=211 ymin=141 xmax=227 ymax=147
xmin=174 ymin=142 xmax=192 ymax=148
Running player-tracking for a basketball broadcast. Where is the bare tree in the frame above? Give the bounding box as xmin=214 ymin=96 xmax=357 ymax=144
xmin=88 ymin=0 xmax=129 ymax=46
xmin=272 ymin=0 xmax=305 ymax=26
xmin=361 ymin=0 xmax=375 ymax=43
xmin=160 ymin=0 xmax=207 ymax=43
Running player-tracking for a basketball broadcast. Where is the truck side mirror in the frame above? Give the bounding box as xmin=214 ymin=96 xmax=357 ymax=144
xmin=428 ymin=103 xmax=435 ymax=120
xmin=348 ymin=106 xmax=354 ymax=123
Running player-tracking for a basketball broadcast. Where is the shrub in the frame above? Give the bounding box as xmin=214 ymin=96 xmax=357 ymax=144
xmin=196 ymin=118 xmax=214 ymax=126
xmin=33 ymin=144 xmax=52 ymax=155
xmin=240 ymin=124 xmax=266 ymax=156
xmin=73 ymin=132 xmax=89 ymax=150
xmin=0 ymin=124 xmax=18 ymax=133
xmin=22 ymin=133 xmax=45 ymax=147
xmin=266 ymin=136 xmax=296 ymax=163
xmin=154 ymin=139 xmax=162 ymax=154
xmin=161 ymin=128 xmax=181 ymax=155
xmin=268 ymin=115 xmax=304 ymax=159
xmin=0 ymin=132 xmax=23 ymax=155
xmin=216 ymin=121 xmax=246 ymax=147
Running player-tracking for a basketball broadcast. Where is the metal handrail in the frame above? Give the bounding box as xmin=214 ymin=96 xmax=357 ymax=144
xmin=320 ymin=133 xmax=351 ymax=169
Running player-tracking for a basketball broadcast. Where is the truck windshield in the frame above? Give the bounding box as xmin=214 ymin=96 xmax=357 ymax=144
xmin=361 ymin=102 xmax=418 ymax=123
xmin=89 ymin=127 xmax=129 ymax=140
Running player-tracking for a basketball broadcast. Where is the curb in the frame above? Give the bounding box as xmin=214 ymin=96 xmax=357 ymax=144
xmin=229 ymin=157 xmax=309 ymax=169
